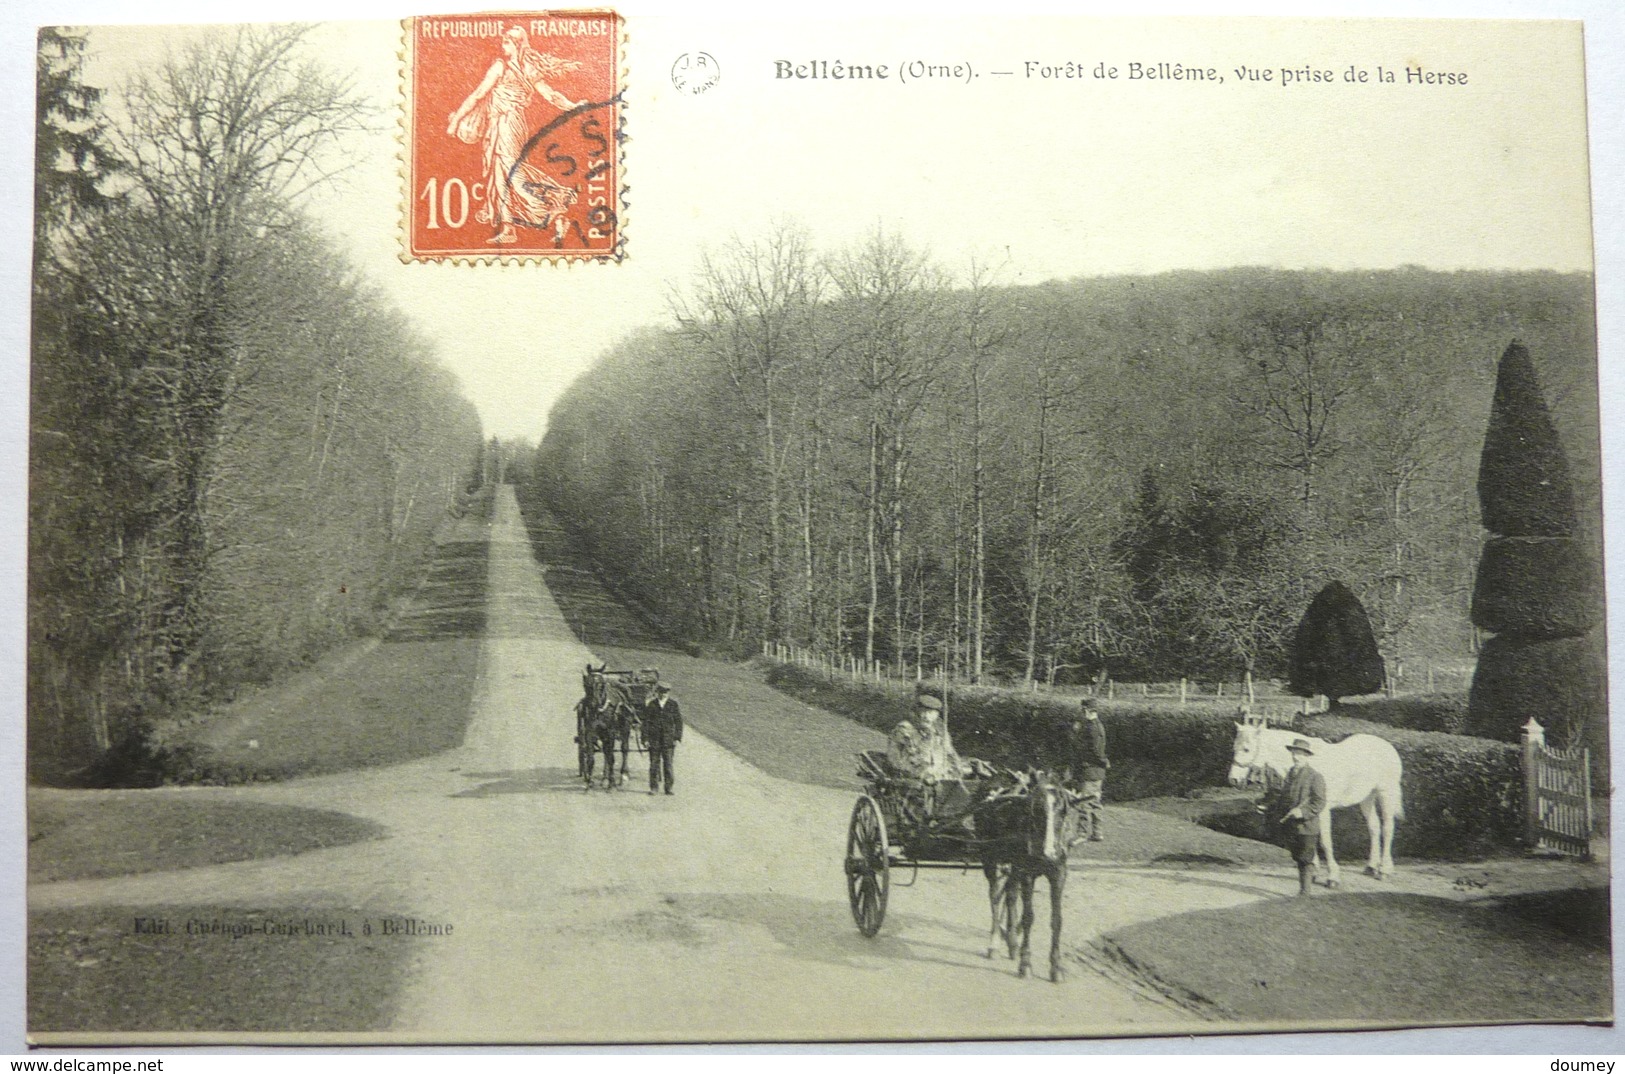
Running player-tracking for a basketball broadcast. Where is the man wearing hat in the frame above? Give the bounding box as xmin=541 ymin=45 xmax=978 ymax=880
xmin=1279 ymin=737 xmax=1328 ymax=896
xmin=893 ymin=692 xmax=970 ymax=820
xmin=888 ymin=694 xmax=962 ymax=779
xmin=1066 ymin=698 xmax=1110 ymax=842
xmin=642 ymin=683 xmax=684 ymax=795
xmin=912 ymin=693 xmax=962 ymax=783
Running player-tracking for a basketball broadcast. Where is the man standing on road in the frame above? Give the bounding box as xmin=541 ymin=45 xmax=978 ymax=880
xmin=643 ymin=683 xmax=683 ymax=796
xmin=1279 ymin=737 xmax=1327 ymax=896
xmin=1066 ymin=698 xmax=1109 ymax=842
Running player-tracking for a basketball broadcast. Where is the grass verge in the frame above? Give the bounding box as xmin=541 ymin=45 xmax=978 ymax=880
xmin=1103 ymin=890 xmax=1612 ymax=1026
xmin=176 ymin=534 xmax=489 ymax=782
xmin=28 ymin=794 xmax=385 ymax=883
xmin=29 ymin=904 xmax=417 ymax=1033
xmin=190 ymin=637 xmax=481 ymax=782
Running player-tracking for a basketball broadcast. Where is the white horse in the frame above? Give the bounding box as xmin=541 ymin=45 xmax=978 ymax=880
xmin=1228 ymin=719 xmax=1405 ymax=883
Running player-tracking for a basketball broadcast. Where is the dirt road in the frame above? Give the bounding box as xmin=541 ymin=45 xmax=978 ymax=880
xmin=33 ymin=489 xmax=1311 ymax=1042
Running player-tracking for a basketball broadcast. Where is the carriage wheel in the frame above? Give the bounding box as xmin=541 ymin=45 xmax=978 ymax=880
xmin=845 ymin=795 xmax=890 ymax=938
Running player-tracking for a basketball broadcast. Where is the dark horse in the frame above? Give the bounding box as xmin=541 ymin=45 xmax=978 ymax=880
xmin=579 ymin=665 xmax=637 ymax=790
xmin=979 ymin=769 xmax=1078 ymax=983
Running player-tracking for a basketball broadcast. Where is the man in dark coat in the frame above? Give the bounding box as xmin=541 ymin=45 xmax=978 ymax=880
xmin=1066 ymin=698 xmax=1109 ymax=842
xmin=1279 ymin=737 xmax=1328 ymax=896
xmin=643 ymin=683 xmax=683 ymax=795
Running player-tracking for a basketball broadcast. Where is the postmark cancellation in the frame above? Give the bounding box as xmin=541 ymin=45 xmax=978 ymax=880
xmin=403 ymin=11 xmax=624 ymax=263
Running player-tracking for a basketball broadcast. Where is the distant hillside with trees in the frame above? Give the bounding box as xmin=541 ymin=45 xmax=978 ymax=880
xmin=532 ymin=225 xmax=1598 ymax=691
xmin=30 ymin=27 xmax=483 ymax=783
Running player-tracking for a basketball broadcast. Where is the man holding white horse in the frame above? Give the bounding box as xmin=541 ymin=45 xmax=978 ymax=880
xmin=1280 ymin=737 xmax=1328 ymax=896
xmin=1232 ymin=714 xmax=1405 ymax=887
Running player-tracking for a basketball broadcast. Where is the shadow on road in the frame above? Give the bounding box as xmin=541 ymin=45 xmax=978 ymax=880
xmin=450 ymin=767 xmax=585 ymax=797
xmin=1082 ymin=862 xmax=1285 ymax=902
xmin=665 ymin=891 xmax=1018 ymax=980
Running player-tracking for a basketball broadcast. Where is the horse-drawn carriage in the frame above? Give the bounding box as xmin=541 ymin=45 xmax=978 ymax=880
xmin=843 ymin=749 xmax=1079 ymax=981
xmin=577 ymin=664 xmax=660 ymax=789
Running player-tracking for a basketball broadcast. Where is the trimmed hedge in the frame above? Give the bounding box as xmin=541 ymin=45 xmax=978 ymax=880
xmin=1334 ymin=694 xmax=1470 ymax=736
xmin=950 ymin=694 xmax=1241 ymax=802
xmin=764 ymin=663 xmax=1545 ymax=859
xmin=1470 ymin=536 xmax=1599 ymax=637
xmin=762 ymin=662 xmax=1239 ymax=798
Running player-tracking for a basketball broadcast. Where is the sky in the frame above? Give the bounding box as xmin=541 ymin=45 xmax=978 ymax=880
xmin=50 ymin=8 xmax=1607 ymax=441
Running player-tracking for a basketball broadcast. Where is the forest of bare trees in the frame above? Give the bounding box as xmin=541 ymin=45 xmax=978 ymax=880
xmin=534 ymin=224 xmax=1599 ymax=691
xmin=30 ymin=27 xmax=483 ymax=781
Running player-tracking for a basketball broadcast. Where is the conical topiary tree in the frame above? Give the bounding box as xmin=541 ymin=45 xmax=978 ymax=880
xmin=1288 ymin=580 xmax=1385 ymax=709
xmin=1466 ymin=341 xmax=1605 ymax=762
xmin=1476 ymin=342 xmax=1578 ymax=538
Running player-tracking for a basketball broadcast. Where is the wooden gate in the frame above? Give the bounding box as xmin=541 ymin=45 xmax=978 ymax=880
xmin=1521 ymin=719 xmax=1593 ymax=859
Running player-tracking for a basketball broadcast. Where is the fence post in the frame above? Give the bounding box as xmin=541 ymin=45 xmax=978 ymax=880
xmin=1179 ymin=678 xmax=1187 ymax=705
xmin=1107 ymin=680 xmax=1114 ymax=700
xmin=1521 ymin=718 xmax=1545 ymax=848
xmin=1581 ymin=750 xmax=1595 ymax=857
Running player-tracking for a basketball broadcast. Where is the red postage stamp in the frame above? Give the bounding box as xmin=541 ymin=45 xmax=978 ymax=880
xmin=404 ymin=12 xmax=624 ymax=262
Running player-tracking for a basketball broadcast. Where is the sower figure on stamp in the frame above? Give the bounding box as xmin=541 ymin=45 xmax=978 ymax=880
xmin=643 ymin=683 xmax=683 ymax=796
xmin=1279 ymin=737 xmax=1328 ymax=896
xmin=1065 ymin=698 xmax=1109 ymax=842
xmin=446 ymin=25 xmax=582 ymax=245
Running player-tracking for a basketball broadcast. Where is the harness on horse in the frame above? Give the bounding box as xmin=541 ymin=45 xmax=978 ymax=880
xmin=578 ymin=664 xmax=642 ymax=789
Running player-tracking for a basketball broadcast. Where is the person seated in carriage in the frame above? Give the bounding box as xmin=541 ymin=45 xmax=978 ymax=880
xmin=888 ymin=693 xmax=981 ymax=821
xmin=888 ymin=694 xmax=963 ymax=781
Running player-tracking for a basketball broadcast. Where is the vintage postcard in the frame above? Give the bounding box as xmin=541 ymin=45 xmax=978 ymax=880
xmin=17 ymin=3 xmax=1616 ymax=1050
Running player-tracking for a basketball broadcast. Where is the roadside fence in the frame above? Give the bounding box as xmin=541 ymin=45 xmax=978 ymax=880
xmin=761 ymin=640 xmax=1473 ymax=714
